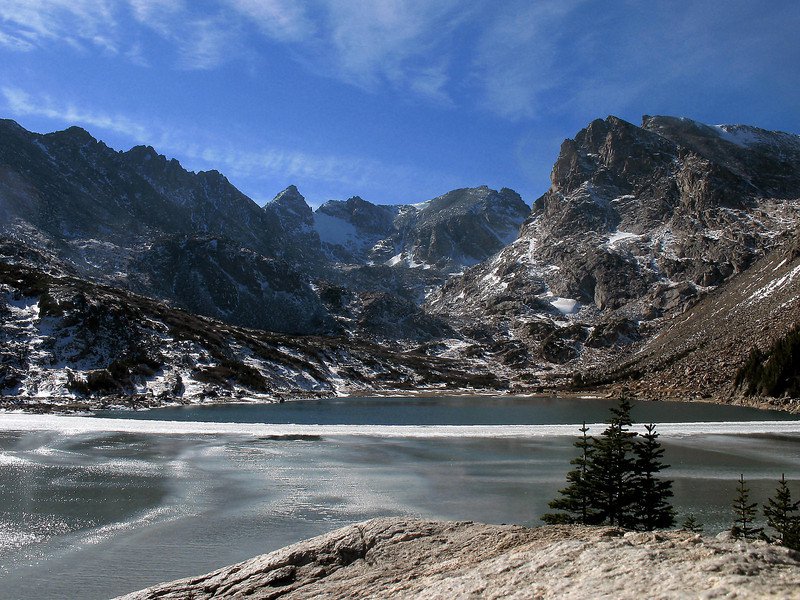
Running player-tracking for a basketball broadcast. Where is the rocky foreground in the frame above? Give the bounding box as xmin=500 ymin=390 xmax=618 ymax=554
xmin=117 ymin=518 xmax=800 ymax=599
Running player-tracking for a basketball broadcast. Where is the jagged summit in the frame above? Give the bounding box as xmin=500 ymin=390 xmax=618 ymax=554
xmin=264 ymin=184 xmax=314 ymax=229
xmin=641 ymin=114 xmax=800 ymax=197
xmin=44 ymin=125 xmax=97 ymax=145
xmin=311 ymin=186 xmax=528 ymax=271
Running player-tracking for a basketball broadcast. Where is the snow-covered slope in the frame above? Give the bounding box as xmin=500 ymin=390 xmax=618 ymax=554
xmin=0 ymin=240 xmax=503 ymax=405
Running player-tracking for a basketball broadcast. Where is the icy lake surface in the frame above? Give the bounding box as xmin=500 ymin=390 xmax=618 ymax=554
xmin=1 ymin=396 xmax=799 ymax=600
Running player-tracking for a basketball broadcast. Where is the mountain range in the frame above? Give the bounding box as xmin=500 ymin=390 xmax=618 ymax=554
xmin=1 ymin=115 xmax=798 ymax=409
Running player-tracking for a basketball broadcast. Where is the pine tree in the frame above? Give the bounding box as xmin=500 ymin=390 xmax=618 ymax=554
xmin=633 ymin=423 xmax=675 ymax=530
xmin=542 ymin=423 xmax=601 ymax=525
xmin=681 ymin=514 xmax=703 ymax=533
xmin=731 ymin=474 xmax=763 ymax=541
xmin=585 ymin=396 xmax=639 ymax=528
xmin=763 ymin=474 xmax=800 ymax=550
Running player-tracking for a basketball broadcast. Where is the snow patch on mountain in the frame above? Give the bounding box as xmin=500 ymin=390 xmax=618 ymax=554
xmin=550 ymin=297 xmax=580 ymax=315
xmin=313 ymin=211 xmax=361 ymax=247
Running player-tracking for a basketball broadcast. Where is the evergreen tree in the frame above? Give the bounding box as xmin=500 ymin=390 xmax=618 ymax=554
xmin=763 ymin=474 xmax=800 ymax=550
xmin=542 ymin=423 xmax=601 ymax=525
xmin=681 ymin=514 xmax=703 ymax=533
xmin=541 ymin=395 xmax=675 ymax=531
xmin=585 ymin=396 xmax=639 ymax=528
xmin=633 ymin=423 xmax=675 ymax=530
xmin=731 ymin=474 xmax=763 ymax=541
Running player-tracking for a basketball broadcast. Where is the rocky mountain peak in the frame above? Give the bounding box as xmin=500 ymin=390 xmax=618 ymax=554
xmin=429 ymin=115 xmax=800 ymax=373
xmin=642 ymin=114 xmax=800 ymax=197
xmin=43 ymin=125 xmax=98 ymax=148
xmin=317 ymin=196 xmax=396 ymax=236
xmin=264 ymin=185 xmax=314 ymax=229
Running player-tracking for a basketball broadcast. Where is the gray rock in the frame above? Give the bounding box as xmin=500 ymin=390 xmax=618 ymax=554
xmin=116 ymin=518 xmax=800 ymax=599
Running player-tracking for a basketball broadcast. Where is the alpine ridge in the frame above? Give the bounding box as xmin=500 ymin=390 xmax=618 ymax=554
xmin=1 ymin=115 xmax=799 ymax=409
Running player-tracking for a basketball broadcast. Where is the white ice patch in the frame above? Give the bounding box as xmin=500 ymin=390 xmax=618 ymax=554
xmin=384 ymin=251 xmax=431 ymax=270
xmin=1 ymin=415 xmax=799 ymax=438
xmin=0 ymin=453 xmax=32 ymax=466
xmin=605 ymin=231 xmax=643 ymax=249
xmin=550 ymin=297 xmax=579 ymax=315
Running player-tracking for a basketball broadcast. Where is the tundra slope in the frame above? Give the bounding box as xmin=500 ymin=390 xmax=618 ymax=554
xmin=581 ymin=228 xmax=800 ymax=405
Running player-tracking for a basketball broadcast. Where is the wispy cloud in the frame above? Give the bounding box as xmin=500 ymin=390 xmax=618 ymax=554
xmin=224 ymin=0 xmax=314 ymax=42
xmin=3 ymin=1 xmax=797 ymax=122
xmin=471 ymin=1 xmax=585 ymax=119
xmin=0 ymin=0 xmax=471 ymax=102
xmin=2 ymin=86 xmax=152 ymax=141
xmin=0 ymin=86 xmax=456 ymax=201
xmin=0 ymin=0 xmax=241 ymax=71
xmin=0 ymin=0 xmax=118 ymax=53
xmin=471 ymin=0 xmax=800 ymax=121
xmin=174 ymin=16 xmax=243 ymax=71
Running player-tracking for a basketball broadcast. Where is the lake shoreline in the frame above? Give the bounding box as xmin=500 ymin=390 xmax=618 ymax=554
xmin=2 ymin=383 xmax=798 ymax=416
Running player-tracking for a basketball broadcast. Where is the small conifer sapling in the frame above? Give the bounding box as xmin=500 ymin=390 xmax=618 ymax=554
xmin=731 ymin=474 xmax=763 ymax=541
xmin=681 ymin=514 xmax=703 ymax=533
xmin=763 ymin=474 xmax=800 ymax=550
xmin=586 ymin=396 xmax=639 ymax=528
xmin=633 ymin=423 xmax=675 ymax=531
xmin=542 ymin=422 xmax=599 ymax=525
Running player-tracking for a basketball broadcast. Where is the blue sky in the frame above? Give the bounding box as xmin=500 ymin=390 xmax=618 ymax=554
xmin=1 ymin=1 xmax=798 ymax=208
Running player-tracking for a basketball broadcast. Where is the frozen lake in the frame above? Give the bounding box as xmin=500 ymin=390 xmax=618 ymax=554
xmin=1 ymin=396 xmax=799 ymax=599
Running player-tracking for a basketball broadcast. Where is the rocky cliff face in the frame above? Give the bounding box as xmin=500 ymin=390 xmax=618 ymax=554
xmin=427 ymin=116 xmax=800 ymax=378
xmin=580 ymin=227 xmax=800 ymax=403
xmin=0 ymin=120 xmax=286 ymax=257
xmin=0 ymin=120 xmax=331 ymax=333
xmin=116 ymin=518 xmax=800 ymax=600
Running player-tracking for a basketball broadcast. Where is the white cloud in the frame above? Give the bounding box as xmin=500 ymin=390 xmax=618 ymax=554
xmin=175 ymin=17 xmax=241 ymax=71
xmin=0 ymin=28 xmax=35 ymax=51
xmin=127 ymin=0 xmax=185 ymax=36
xmin=313 ymin=0 xmax=466 ymax=95
xmin=471 ymin=0 xmax=585 ymax=119
xmin=5 ymin=0 xmax=791 ymax=125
